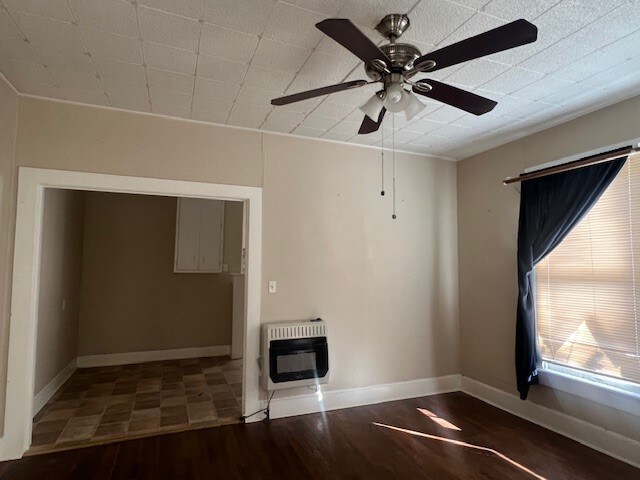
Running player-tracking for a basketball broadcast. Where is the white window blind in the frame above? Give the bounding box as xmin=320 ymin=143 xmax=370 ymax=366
xmin=535 ymin=157 xmax=640 ymax=385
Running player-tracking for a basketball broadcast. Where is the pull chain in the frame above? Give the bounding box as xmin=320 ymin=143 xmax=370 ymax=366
xmin=380 ymin=113 xmax=385 ymax=196
xmin=392 ymin=113 xmax=396 ymax=220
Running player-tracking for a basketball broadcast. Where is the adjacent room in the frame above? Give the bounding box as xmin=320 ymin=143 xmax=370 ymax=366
xmin=0 ymin=0 xmax=639 ymax=478
xmin=32 ymin=188 xmax=246 ymax=452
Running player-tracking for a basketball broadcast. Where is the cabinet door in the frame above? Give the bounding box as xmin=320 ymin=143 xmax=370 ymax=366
xmin=199 ymin=200 xmax=224 ymax=272
xmin=175 ymin=198 xmax=201 ymax=271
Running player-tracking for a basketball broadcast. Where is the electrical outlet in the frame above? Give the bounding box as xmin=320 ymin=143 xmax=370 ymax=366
xmin=268 ymin=280 xmax=277 ymax=293
xmin=222 ymin=264 xmax=228 ymax=272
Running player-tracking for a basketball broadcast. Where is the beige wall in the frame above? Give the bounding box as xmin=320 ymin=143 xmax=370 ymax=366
xmin=261 ymin=135 xmax=459 ymax=390
xmin=16 ymin=99 xmax=264 ymax=187
xmin=457 ymin=94 xmax=640 ymax=442
xmin=0 ymin=77 xmax=17 ymax=426
xmin=10 ymin=97 xmax=460 ymax=397
xmin=223 ymin=201 xmax=243 ymax=274
xmin=78 ymin=192 xmax=233 ymax=355
xmin=35 ymin=189 xmax=85 ymax=393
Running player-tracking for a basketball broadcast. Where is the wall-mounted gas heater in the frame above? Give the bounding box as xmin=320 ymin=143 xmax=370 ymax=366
xmin=261 ymin=319 xmax=329 ymax=391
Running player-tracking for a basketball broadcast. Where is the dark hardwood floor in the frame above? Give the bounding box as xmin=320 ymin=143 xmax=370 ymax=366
xmin=0 ymin=392 xmax=637 ymax=479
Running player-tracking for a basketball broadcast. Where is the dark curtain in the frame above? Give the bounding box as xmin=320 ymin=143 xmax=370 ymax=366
xmin=516 ymin=156 xmax=627 ymax=400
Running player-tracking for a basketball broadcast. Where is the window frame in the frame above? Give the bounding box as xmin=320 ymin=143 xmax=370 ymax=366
xmin=537 ymin=362 xmax=640 ymax=417
xmin=530 ymin=140 xmax=640 ymax=409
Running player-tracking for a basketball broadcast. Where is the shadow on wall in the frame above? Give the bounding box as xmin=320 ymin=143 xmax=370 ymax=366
xmin=34 ymin=189 xmax=85 ymax=394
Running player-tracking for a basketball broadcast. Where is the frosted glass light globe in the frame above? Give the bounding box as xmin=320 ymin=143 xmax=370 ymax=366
xmin=405 ymin=91 xmax=426 ymax=120
xmin=359 ymin=93 xmax=384 ymax=120
xmin=384 ymin=83 xmax=410 ymax=113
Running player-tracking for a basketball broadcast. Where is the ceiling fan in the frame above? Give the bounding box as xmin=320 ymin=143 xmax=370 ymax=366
xmin=271 ymin=14 xmax=538 ymax=134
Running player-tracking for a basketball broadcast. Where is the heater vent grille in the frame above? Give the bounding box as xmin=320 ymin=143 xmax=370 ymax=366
xmin=267 ymin=322 xmax=327 ymax=341
xmin=261 ymin=319 xmax=330 ymax=390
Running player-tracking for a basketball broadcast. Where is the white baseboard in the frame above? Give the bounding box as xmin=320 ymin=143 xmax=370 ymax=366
xmin=32 ymin=358 xmax=76 ymax=416
xmin=269 ymin=374 xmax=461 ymax=420
xmin=76 ymin=345 xmax=231 ymax=368
xmin=460 ymin=376 xmax=640 ymax=469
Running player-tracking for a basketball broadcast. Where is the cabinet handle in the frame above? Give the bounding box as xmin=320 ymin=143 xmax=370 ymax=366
xmin=193 ymin=255 xmax=196 ymax=263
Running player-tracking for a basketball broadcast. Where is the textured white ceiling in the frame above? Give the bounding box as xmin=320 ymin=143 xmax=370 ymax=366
xmin=1 ymin=0 xmax=640 ymax=160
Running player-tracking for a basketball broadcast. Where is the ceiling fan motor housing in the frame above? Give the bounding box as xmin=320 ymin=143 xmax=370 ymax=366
xmin=366 ymin=14 xmax=421 ymax=80
xmin=365 ymin=43 xmax=422 ymax=80
xmin=375 ymin=14 xmax=411 ymax=41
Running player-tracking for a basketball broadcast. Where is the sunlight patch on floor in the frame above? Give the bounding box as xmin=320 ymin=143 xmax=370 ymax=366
xmin=373 ymin=422 xmax=547 ymax=480
xmin=418 ymin=408 xmax=461 ymax=431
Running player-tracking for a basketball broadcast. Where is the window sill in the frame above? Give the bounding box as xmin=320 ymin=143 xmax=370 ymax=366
xmin=538 ymin=368 xmax=640 ymax=417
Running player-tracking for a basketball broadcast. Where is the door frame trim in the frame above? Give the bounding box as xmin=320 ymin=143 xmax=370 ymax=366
xmin=2 ymin=167 xmax=263 ymax=459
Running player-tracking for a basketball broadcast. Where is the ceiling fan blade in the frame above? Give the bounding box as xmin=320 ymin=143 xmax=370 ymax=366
xmin=413 ymin=80 xmax=496 ymax=115
xmin=316 ymin=19 xmax=391 ymax=65
xmin=271 ymin=80 xmax=368 ymax=106
xmin=414 ymin=19 xmax=537 ymax=72
xmin=358 ymin=107 xmax=386 ymax=134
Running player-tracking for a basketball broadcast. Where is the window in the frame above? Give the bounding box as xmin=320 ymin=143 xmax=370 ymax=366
xmin=535 ymin=158 xmax=640 ymax=388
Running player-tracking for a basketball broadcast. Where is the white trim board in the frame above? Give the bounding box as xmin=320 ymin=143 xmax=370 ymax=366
xmin=269 ymin=375 xmax=461 ymax=420
xmin=460 ymin=377 xmax=640 ymax=469
xmin=77 ymin=345 xmax=230 ymax=368
xmin=32 ymin=358 xmax=76 ymax=417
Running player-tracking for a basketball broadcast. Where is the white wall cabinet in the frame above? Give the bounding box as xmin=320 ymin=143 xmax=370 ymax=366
xmin=175 ymin=198 xmax=224 ymax=273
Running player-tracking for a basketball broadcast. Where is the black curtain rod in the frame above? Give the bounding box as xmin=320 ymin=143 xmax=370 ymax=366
xmin=503 ymin=145 xmax=640 ymax=185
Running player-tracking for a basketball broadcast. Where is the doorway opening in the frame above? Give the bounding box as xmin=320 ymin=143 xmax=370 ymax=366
xmin=4 ymin=168 xmax=262 ymax=460
xmin=29 ymin=189 xmax=245 ymax=453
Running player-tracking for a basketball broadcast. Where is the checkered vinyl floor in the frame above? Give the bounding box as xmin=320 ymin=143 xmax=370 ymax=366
xmin=30 ymin=356 xmax=242 ymax=454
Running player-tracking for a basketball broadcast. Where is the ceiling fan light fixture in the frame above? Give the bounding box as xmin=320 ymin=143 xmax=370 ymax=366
xmin=271 ymin=16 xmax=538 ymax=132
xmin=384 ymin=83 xmax=410 ymax=113
xmin=360 ymin=93 xmax=385 ymax=120
xmin=405 ymin=91 xmax=426 ymax=120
